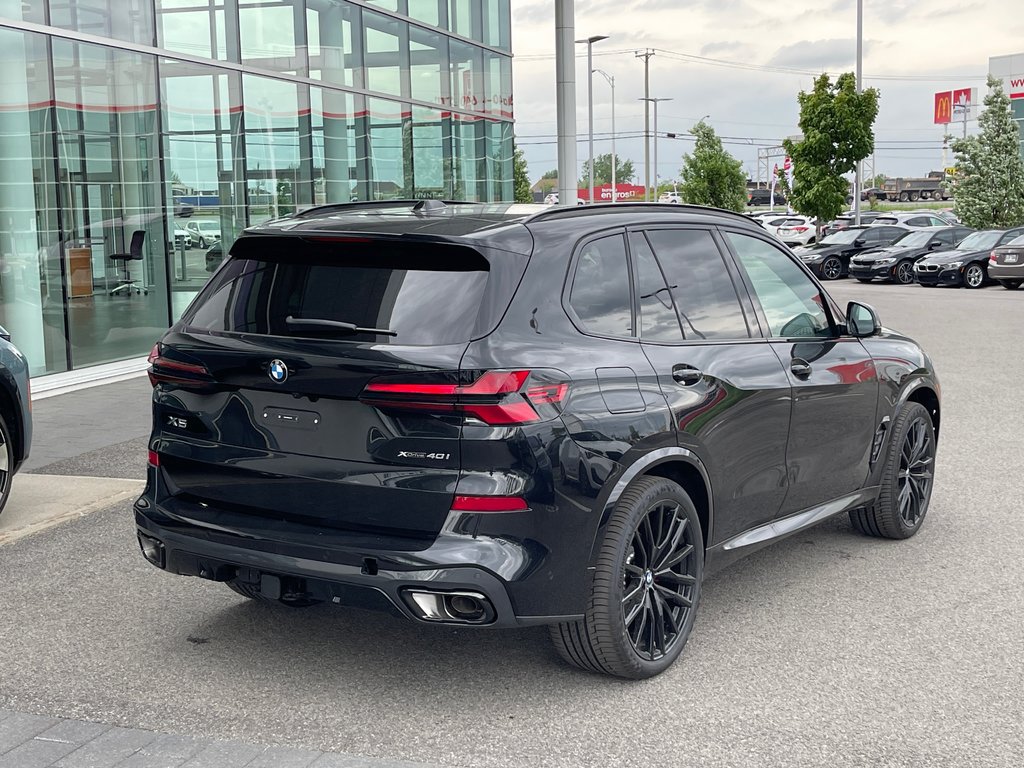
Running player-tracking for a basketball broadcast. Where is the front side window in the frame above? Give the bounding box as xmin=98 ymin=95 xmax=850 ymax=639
xmin=725 ymin=232 xmax=833 ymax=339
xmin=568 ymin=234 xmax=633 ymax=338
xmin=646 ymin=229 xmax=750 ymax=340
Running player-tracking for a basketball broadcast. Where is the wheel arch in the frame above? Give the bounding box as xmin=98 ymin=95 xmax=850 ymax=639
xmin=595 ymin=448 xmax=714 ymax=554
xmin=905 ymin=384 xmax=941 ymax=439
xmin=0 ymin=375 xmax=24 ymax=466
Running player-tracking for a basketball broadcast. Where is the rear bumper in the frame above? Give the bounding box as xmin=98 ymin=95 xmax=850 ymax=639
xmin=134 ymin=492 xmax=583 ymax=628
xmin=989 ymin=264 xmax=1024 ymax=281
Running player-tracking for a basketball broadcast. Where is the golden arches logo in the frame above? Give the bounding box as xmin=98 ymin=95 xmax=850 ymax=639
xmin=934 ymin=92 xmax=952 ymax=124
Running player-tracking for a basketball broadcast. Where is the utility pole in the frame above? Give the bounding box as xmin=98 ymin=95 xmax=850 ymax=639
xmin=635 ymin=49 xmax=655 ymax=201
xmin=854 ymin=0 xmax=863 ymax=224
xmin=640 ymin=97 xmax=671 ymax=200
xmin=555 ymin=1 xmax=577 ymax=206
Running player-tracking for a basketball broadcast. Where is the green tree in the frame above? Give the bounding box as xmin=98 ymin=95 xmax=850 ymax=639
xmin=677 ymin=121 xmax=747 ymax=211
xmin=872 ymin=173 xmax=887 ymax=188
xmin=541 ymin=168 xmax=559 ymax=180
xmin=513 ymin=145 xmax=532 ymax=203
xmin=783 ymin=73 xmax=880 ymax=225
xmin=951 ymin=76 xmax=1024 ymax=229
xmin=578 ymin=153 xmax=635 ymax=187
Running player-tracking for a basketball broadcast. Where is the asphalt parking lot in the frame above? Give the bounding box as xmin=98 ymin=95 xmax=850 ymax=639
xmin=1 ymin=280 xmax=1022 ymax=767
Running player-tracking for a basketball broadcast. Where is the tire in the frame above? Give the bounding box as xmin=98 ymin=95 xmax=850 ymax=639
xmin=820 ymin=256 xmax=843 ymax=281
xmin=999 ymin=280 xmax=1022 ymax=290
xmin=549 ymin=477 xmax=703 ymax=679
xmin=964 ymin=263 xmax=985 ymax=289
xmin=909 ymin=191 xmax=920 ymax=202
xmin=0 ymin=413 xmax=13 ymax=517
xmin=199 ymin=237 xmax=207 ymax=249
xmin=894 ymin=261 xmax=915 ymax=285
xmin=226 ymin=579 xmax=321 ymax=607
xmin=850 ymin=402 xmax=936 ymax=539
xmin=899 ymin=192 xmax=909 ymax=202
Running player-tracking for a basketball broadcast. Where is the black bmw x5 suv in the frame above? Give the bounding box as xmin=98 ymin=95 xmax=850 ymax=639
xmin=136 ymin=201 xmax=942 ymax=679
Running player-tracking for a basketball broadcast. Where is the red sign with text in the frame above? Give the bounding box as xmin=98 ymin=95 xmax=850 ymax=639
xmin=577 ymin=184 xmax=647 ymax=202
xmin=934 ymin=91 xmax=952 ymax=124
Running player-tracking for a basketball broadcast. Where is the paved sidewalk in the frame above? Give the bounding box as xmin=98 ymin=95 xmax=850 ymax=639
xmin=0 ymin=710 xmax=434 ymax=767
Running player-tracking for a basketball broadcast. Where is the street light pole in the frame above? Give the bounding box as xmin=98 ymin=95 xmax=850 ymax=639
xmin=595 ymin=69 xmax=616 ymax=202
xmin=854 ymin=0 xmax=863 ymax=225
xmin=576 ymin=35 xmax=608 ymax=205
xmin=640 ymin=97 xmax=671 ymax=200
xmin=554 ymin=0 xmax=577 ymax=206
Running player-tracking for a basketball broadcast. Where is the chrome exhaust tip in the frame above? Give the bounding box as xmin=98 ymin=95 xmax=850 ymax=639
xmin=401 ymin=589 xmax=496 ymax=625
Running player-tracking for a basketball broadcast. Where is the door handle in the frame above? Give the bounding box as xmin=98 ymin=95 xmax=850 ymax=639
xmin=672 ymin=365 xmax=703 ymax=386
xmin=790 ymin=358 xmax=812 ymax=378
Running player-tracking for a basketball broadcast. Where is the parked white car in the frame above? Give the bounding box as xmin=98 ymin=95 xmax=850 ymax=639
xmin=658 ymin=192 xmax=681 ymax=204
xmin=185 ymin=220 xmax=222 ymax=249
xmin=774 ymin=215 xmax=818 ymax=246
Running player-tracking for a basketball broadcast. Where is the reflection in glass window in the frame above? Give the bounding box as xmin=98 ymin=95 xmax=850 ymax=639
xmin=368 ymin=98 xmax=408 ymax=199
xmin=364 ymin=11 xmax=402 ymax=97
xmin=570 ymin=236 xmax=633 ymax=338
xmin=49 ymin=0 xmax=154 ymax=46
xmin=646 ymin=230 xmax=749 ymax=340
xmin=408 ymin=0 xmax=442 ymax=27
xmin=412 ymin=107 xmax=445 ymax=197
xmin=307 ymin=0 xmax=358 ymax=86
xmin=156 ymin=0 xmax=229 ymax=61
xmin=240 ymin=0 xmax=305 ymax=75
xmin=410 ymin=26 xmax=447 ymax=106
xmin=726 ymin=233 xmax=832 ymax=339
xmin=312 ymin=87 xmax=363 ymax=203
xmin=631 ymin=235 xmax=683 ymax=342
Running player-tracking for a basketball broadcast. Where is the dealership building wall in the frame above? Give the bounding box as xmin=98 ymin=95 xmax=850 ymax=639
xmin=0 ymin=0 xmax=513 ymax=380
xmin=990 ymin=53 xmax=1024 ymax=160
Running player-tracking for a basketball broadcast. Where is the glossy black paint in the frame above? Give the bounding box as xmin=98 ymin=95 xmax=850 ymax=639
xmin=136 ymin=202 xmax=942 ymax=627
xmin=848 ymin=226 xmax=974 ymax=283
xmin=915 ymin=228 xmax=1024 ymax=287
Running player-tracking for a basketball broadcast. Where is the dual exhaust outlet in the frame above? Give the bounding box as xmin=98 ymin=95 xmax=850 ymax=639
xmin=402 ymin=589 xmax=496 ymax=625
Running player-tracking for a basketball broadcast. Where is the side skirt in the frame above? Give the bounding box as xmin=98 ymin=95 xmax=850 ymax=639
xmin=704 ymin=486 xmax=880 ymax=577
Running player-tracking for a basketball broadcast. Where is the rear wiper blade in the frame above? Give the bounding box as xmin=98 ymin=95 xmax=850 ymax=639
xmin=285 ymin=316 xmax=398 ymax=337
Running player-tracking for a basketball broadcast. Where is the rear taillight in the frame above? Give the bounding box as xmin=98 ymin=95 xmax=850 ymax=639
xmin=147 ymin=449 xmax=160 ymax=467
xmin=451 ymin=495 xmax=529 ymax=513
xmin=990 ymin=251 xmax=998 ymax=263
xmin=360 ymin=369 xmax=569 ymax=426
xmin=792 ymin=226 xmax=810 ymax=233
xmin=147 ymin=343 xmax=214 ymax=388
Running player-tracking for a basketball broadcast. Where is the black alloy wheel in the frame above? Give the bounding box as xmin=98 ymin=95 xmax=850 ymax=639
xmin=850 ymin=401 xmax=936 ymax=539
xmin=895 ymin=261 xmax=915 ymax=285
xmin=964 ymin=263 xmax=985 ymax=289
xmin=0 ymin=413 xmax=12 ymax=516
xmin=550 ymin=476 xmax=703 ymax=679
xmin=820 ymin=256 xmax=843 ymax=280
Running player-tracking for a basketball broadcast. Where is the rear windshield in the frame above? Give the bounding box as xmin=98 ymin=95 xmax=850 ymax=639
xmin=184 ymin=237 xmax=491 ymax=345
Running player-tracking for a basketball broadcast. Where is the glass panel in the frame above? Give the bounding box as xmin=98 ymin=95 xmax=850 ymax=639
xmin=409 ymin=25 xmax=446 ymax=107
xmin=364 ymin=10 xmax=403 ymax=97
xmin=366 ymin=97 xmax=408 ymax=199
xmin=448 ymin=0 xmax=478 ymax=41
xmin=0 ymin=27 xmax=67 ymax=376
xmin=408 ymin=0 xmax=441 ymax=27
xmin=307 ymin=0 xmax=359 ymax=87
xmin=488 ymin=118 xmax=512 ymax=201
xmin=156 ymin=1 xmax=229 ymax=62
xmin=365 ymin=0 xmax=399 ymax=11
xmin=311 ymin=86 xmax=363 ymax=203
xmin=0 ymin=0 xmax=45 ymax=22
xmin=631 ymin=234 xmax=683 ymax=342
xmin=452 ymin=114 xmax=484 ymax=201
xmin=51 ymin=39 xmax=170 ymax=369
xmin=569 ymin=235 xmax=633 ymax=338
xmin=242 ymin=74 xmax=313 ymax=224
xmin=647 ymin=230 xmax=750 ymax=340
xmin=726 ymin=232 xmax=832 ymax=339
xmin=450 ymin=39 xmax=482 ymax=112
xmin=411 ymin=106 xmax=445 ymax=198
xmin=49 ymin=0 xmax=155 ymax=46
xmin=240 ymin=0 xmax=306 ymax=75
xmin=161 ymin=59 xmax=246 ymax=318
xmin=484 ymin=50 xmax=513 ymax=119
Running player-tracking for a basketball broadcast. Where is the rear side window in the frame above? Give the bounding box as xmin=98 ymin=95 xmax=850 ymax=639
xmin=568 ymin=234 xmax=633 ymax=337
xmin=185 ymin=238 xmax=491 ymax=346
xmin=645 ymin=229 xmax=750 ymax=340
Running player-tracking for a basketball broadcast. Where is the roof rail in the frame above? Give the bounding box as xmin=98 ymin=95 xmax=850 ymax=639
xmin=289 ymin=199 xmax=474 ymax=219
xmin=524 ymin=202 xmax=758 ymax=225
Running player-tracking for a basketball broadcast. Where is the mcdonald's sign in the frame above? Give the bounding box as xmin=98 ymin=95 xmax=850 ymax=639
xmin=934 ymin=91 xmax=953 ymax=124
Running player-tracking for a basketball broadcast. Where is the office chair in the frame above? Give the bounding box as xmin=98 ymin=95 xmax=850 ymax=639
xmin=109 ymin=230 xmax=148 ymax=296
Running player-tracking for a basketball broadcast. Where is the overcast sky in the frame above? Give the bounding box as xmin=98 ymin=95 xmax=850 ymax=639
xmin=510 ymin=0 xmax=1023 ymax=187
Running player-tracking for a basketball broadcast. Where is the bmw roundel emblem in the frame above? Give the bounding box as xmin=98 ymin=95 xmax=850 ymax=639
xmin=268 ymin=359 xmax=289 ymax=383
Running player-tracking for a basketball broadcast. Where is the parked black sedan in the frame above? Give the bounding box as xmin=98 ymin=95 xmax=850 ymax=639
xmin=914 ymin=228 xmax=1024 ymax=288
xmin=793 ymin=224 xmax=909 ymax=280
xmin=849 ymin=226 xmax=974 ymax=284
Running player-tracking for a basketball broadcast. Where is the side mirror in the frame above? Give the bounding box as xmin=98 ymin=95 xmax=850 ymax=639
xmin=854 ymin=238 xmax=866 ymax=247
xmin=0 ymin=325 xmax=10 ymax=342
xmin=846 ymin=301 xmax=881 ymax=338
xmin=928 ymin=241 xmax=942 ymax=249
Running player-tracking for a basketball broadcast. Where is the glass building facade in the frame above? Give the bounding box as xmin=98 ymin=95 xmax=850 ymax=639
xmin=0 ymin=0 xmax=513 ymax=378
